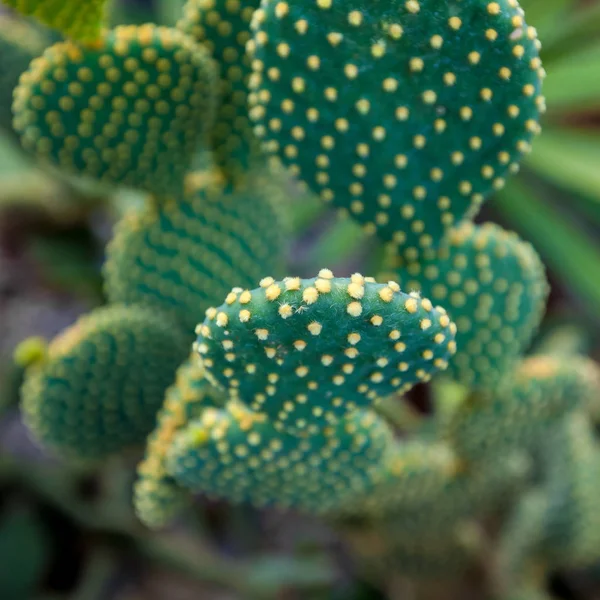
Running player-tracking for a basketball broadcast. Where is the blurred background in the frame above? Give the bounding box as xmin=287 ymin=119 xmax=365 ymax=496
xmin=0 ymin=0 xmax=599 ymax=598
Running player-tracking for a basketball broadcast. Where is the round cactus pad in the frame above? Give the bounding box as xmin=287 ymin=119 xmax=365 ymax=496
xmin=166 ymin=402 xmax=393 ymax=513
xmin=135 ymin=354 xmax=225 ymax=529
xmin=195 ymin=271 xmax=457 ymax=433
xmin=13 ymin=25 xmax=217 ymax=196
xmin=247 ymin=0 xmax=544 ymax=251
xmin=2 ymin=0 xmax=108 ymax=42
xmin=21 ymin=305 xmax=189 ymax=459
xmin=389 ymin=222 xmax=548 ymax=388
xmin=178 ymin=0 xmax=262 ymax=180
xmin=104 ymin=171 xmax=286 ymax=335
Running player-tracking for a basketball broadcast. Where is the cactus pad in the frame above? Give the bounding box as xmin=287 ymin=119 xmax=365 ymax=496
xmin=247 ymin=0 xmax=544 ymax=251
xmin=166 ymin=402 xmax=393 ymax=513
xmin=13 ymin=25 xmax=217 ymax=196
xmin=178 ymin=0 xmax=262 ymax=180
xmin=104 ymin=171 xmax=286 ymax=335
xmin=450 ymin=355 xmax=600 ymax=461
xmin=1 ymin=0 xmax=107 ymax=42
xmin=135 ymin=354 xmax=225 ymax=529
xmin=387 ymin=222 xmax=548 ymax=388
xmin=196 ymin=272 xmax=457 ymax=433
xmin=21 ymin=305 xmax=189 ymax=459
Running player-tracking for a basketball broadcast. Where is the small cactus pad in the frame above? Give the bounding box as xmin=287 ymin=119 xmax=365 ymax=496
xmin=166 ymin=402 xmax=393 ymax=513
xmin=196 ymin=272 xmax=457 ymax=433
xmin=21 ymin=305 xmax=189 ymax=459
xmin=0 ymin=15 xmax=50 ymax=138
xmin=449 ymin=355 xmax=600 ymax=461
xmin=1 ymin=0 xmax=107 ymax=42
xmin=178 ymin=0 xmax=262 ymax=180
xmin=135 ymin=354 xmax=225 ymax=529
xmin=104 ymin=171 xmax=286 ymax=335
xmin=387 ymin=222 xmax=548 ymax=388
xmin=246 ymin=0 xmax=544 ymax=250
xmin=13 ymin=25 xmax=217 ymax=196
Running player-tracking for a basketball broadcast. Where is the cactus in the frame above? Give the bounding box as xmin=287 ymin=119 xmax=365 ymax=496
xmin=178 ymin=0 xmax=262 ymax=181
xmin=21 ymin=304 xmax=189 ymax=459
xmin=12 ymin=25 xmax=217 ymax=196
xmin=385 ymin=222 xmax=549 ymax=388
xmin=104 ymin=170 xmax=286 ymax=335
xmin=134 ymin=354 xmax=225 ymax=529
xmin=246 ymin=0 xmax=544 ymax=252
xmin=1 ymin=0 xmax=108 ymax=42
xmin=167 ymin=403 xmax=394 ymax=513
xmin=195 ymin=271 xmax=457 ymax=433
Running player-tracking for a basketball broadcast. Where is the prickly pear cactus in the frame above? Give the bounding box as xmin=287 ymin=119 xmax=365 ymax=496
xmin=178 ymin=0 xmax=262 ymax=180
xmin=104 ymin=170 xmax=286 ymax=334
xmin=196 ymin=271 xmax=457 ymax=433
xmin=134 ymin=355 xmax=225 ymax=529
xmin=386 ymin=222 xmax=549 ymax=388
xmin=247 ymin=0 xmax=544 ymax=252
xmin=166 ymin=402 xmax=394 ymax=513
xmin=21 ymin=305 xmax=189 ymax=459
xmin=13 ymin=25 xmax=217 ymax=196
xmin=1 ymin=0 xmax=108 ymax=42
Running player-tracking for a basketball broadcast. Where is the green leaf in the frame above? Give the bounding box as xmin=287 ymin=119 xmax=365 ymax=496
xmin=524 ymin=129 xmax=600 ymax=203
xmin=495 ymin=180 xmax=600 ymax=313
xmin=542 ymin=44 xmax=600 ymax=111
xmin=0 ymin=507 xmax=50 ymax=600
xmin=540 ymin=3 xmax=600 ymax=58
xmin=519 ymin=0 xmax=573 ymax=42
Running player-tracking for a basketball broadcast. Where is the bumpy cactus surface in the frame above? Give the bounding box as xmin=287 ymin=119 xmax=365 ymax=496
xmin=247 ymin=0 xmax=544 ymax=252
xmin=104 ymin=170 xmax=286 ymax=334
xmin=196 ymin=272 xmax=457 ymax=433
xmin=386 ymin=222 xmax=549 ymax=388
xmin=178 ymin=0 xmax=262 ymax=180
xmin=1 ymin=0 xmax=108 ymax=41
xmin=13 ymin=25 xmax=217 ymax=196
xmin=21 ymin=305 xmax=189 ymax=459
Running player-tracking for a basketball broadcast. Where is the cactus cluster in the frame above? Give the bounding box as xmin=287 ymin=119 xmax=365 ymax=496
xmin=7 ymin=0 xmax=600 ymax=597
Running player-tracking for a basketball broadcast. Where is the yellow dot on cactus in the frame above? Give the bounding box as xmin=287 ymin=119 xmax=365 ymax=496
xmin=14 ymin=336 xmax=48 ymax=368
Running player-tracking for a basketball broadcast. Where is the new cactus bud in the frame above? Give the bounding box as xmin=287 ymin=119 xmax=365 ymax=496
xmin=134 ymin=354 xmax=225 ymax=529
xmin=386 ymin=222 xmax=549 ymax=388
xmin=449 ymin=355 xmax=600 ymax=461
xmin=196 ymin=271 xmax=457 ymax=434
xmin=246 ymin=0 xmax=544 ymax=251
xmin=166 ymin=402 xmax=394 ymax=513
xmin=178 ymin=0 xmax=262 ymax=181
xmin=1 ymin=0 xmax=108 ymax=42
xmin=21 ymin=305 xmax=189 ymax=460
xmin=13 ymin=25 xmax=217 ymax=196
xmin=104 ymin=170 xmax=286 ymax=336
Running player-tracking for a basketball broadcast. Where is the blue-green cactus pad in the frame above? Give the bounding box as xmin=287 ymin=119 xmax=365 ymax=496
xmin=166 ymin=402 xmax=393 ymax=513
xmin=104 ymin=170 xmax=286 ymax=335
xmin=13 ymin=25 xmax=217 ymax=196
xmin=195 ymin=271 xmax=457 ymax=434
xmin=247 ymin=0 xmax=544 ymax=250
xmin=387 ymin=222 xmax=548 ymax=388
xmin=21 ymin=304 xmax=189 ymax=460
xmin=135 ymin=354 xmax=225 ymax=528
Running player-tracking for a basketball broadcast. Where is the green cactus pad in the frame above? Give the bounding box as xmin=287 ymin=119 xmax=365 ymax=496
xmin=195 ymin=272 xmax=457 ymax=434
xmin=449 ymin=355 xmax=600 ymax=461
xmin=166 ymin=402 xmax=393 ymax=513
xmin=12 ymin=25 xmax=217 ymax=196
xmin=386 ymin=222 xmax=548 ymax=388
xmin=178 ymin=0 xmax=262 ymax=181
xmin=21 ymin=304 xmax=189 ymax=460
xmin=104 ymin=170 xmax=286 ymax=336
xmin=1 ymin=0 xmax=107 ymax=42
xmin=0 ymin=15 xmax=50 ymax=138
xmin=246 ymin=0 xmax=544 ymax=251
xmin=543 ymin=413 xmax=600 ymax=569
xmin=134 ymin=354 xmax=225 ymax=529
